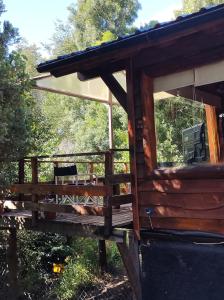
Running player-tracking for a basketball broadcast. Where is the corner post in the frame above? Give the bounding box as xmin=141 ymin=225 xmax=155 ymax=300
xmin=117 ymin=231 xmax=142 ymax=300
xmin=104 ymin=151 xmax=114 ymax=236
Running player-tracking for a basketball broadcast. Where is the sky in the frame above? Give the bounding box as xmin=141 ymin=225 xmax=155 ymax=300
xmin=3 ymin=0 xmax=182 ymax=55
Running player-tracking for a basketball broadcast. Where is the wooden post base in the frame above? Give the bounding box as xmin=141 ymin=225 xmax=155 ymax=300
xmin=117 ymin=231 xmax=142 ymax=300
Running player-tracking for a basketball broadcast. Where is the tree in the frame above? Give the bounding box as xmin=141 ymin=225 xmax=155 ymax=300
xmin=17 ymin=39 xmax=42 ymax=77
xmin=0 ymin=1 xmax=48 ymax=186
xmin=52 ymin=0 xmax=141 ymax=52
xmin=175 ymin=0 xmax=224 ymax=15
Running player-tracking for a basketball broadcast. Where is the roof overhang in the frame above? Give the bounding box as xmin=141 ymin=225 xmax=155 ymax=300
xmin=37 ymin=4 xmax=224 ymax=79
xmin=33 ymin=59 xmax=224 ymax=108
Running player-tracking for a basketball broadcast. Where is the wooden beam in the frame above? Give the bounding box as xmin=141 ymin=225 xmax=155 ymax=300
xmin=101 ymin=74 xmax=127 ymax=111
xmin=11 ymin=183 xmax=108 ymax=197
xmin=205 ymin=105 xmax=220 ymax=163
xmin=141 ymin=72 xmax=157 ymax=175
xmin=117 ymin=231 xmax=142 ymax=300
xmin=0 ymin=216 xmax=128 ymax=242
xmin=170 ymin=87 xmax=222 ymax=108
xmin=126 ymin=62 xmax=141 ymax=238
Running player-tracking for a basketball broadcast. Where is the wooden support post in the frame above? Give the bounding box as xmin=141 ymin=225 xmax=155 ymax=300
xmin=205 ymin=105 xmax=220 ymax=163
xmin=89 ymin=162 xmax=94 ymax=182
xmin=126 ymin=62 xmax=142 ymax=238
xmin=117 ymin=231 xmax=142 ymax=300
xmin=98 ymin=239 xmax=107 ymax=274
xmin=7 ymin=228 xmax=19 ymax=299
xmin=113 ymin=184 xmax=121 ymax=209
xmin=31 ymin=157 xmax=38 ymax=226
xmin=104 ymin=151 xmax=114 ymax=236
xmin=141 ymin=72 xmax=157 ymax=174
xmin=18 ymin=159 xmax=25 ymax=201
xmin=108 ymin=91 xmax=114 ymax=149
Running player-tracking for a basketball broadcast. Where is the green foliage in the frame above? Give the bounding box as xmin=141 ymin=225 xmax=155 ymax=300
xmin=17 ymin=231 xmax=68 ymax=298
xmin=56 ymin=260 xmax=94 ymax=300
xmin=52 ymin=0 xmax=141 ymax=53
xmin=55 ymin=238 xmax=123 ymax=299
xmin=0 ymin=3 xmax=38 ymax=187
xmin=175 ymin=0 xmax=224 ymax=16
xmin=17 ymin=39 xmax=42 ymax=77
xmin=155 ymin=97 xmax=205 ymax=164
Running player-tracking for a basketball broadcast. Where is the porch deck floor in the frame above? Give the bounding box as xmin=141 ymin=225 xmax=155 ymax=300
xmin=0 ymin=206 xmax=133 ymax=228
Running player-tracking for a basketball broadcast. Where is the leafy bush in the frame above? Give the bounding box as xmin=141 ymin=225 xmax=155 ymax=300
xmin=55 ymin=259 xmax=94 ymax=300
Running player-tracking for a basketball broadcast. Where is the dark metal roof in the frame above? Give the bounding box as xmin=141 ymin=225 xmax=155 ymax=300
xmin=37 ymin=3 xmax=224 ymax=75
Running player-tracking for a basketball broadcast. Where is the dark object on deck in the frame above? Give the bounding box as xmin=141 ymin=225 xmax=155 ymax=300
xmin=182 ymin=123 xmax=207 ymax=164
xmin=141 ymin=239 xmax=224 ymax=300
xmin=54 ymin=165 xmax=77 ymax=177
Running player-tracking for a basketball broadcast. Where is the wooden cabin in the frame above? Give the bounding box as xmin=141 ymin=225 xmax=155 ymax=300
xmin=3 ymin=4 xmax=224 ymax=299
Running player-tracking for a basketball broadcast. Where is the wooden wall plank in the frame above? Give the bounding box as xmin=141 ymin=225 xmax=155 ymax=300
xmin=140 ymin=216 xmax=224 ymax=235
xmin=140 ymin=206 xmax=224 ymax=219
xmin=140 ymin=191 xmax=224 ymax=209
xmin=145 ymin=164 xmax=224 ymax=180
xmin=139 ymin=179 xmax=224 ymax=193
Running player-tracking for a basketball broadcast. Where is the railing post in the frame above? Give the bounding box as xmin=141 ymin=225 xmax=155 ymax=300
xmin=31 ymin=157 xmax=38 ymax=226
xmin=18 ymin=159 xmax=25 ymax=201
xmin=104 ymin=151 xmax=114 ymax=236
xmin=89 ymin=162 xmax=94 ymax=182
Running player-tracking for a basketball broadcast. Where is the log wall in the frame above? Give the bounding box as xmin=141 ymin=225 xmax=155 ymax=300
xmin=139 ymin=165 xmax=224 ymax=234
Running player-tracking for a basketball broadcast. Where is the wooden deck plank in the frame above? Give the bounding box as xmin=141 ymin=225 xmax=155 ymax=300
xmin=0 ymin=207 xmax=132 ymax=228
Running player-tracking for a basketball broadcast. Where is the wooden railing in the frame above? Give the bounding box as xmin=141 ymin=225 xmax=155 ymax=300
xmin=9 ymin=150 xmax=132 ymax=235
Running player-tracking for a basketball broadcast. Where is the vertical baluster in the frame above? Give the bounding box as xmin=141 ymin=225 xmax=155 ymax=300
xmin=31 ymin=157 xmax=38 ymax=226
xmin=104 ymin=151 xmax=114 ymax=236
xmin=18 ymin=159 xmax=25 ymax=201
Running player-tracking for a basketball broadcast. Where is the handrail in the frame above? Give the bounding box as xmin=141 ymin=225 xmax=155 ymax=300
xmin=10 ymin=150 xmax=131 ymax=236
xmin=24 ymin=160 xmax=129 ymax=164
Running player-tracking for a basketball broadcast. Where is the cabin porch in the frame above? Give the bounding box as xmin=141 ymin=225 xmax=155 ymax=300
xmin=1 ymin=150 xmax=133 ymax=238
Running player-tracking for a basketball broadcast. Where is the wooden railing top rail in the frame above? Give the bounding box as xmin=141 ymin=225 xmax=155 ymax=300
xmin=0 ymin=149 xmax=130 ymax=162
xmin=24 ymin=160 xmax=129 ymax=164
xmin=12 ymin=183 xmax=108 ymax=197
